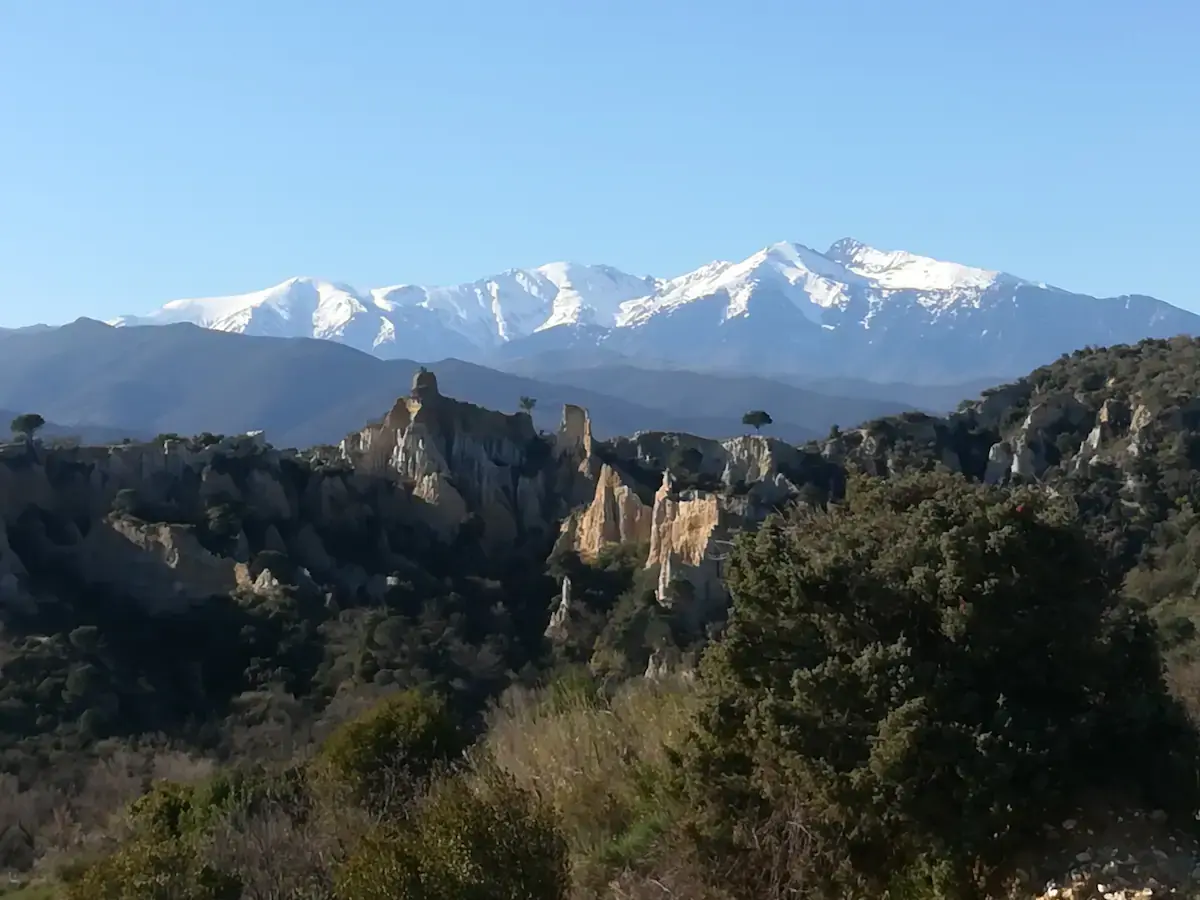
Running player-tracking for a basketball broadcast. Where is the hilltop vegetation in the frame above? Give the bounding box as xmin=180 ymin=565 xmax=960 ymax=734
xmin=5 ymin=336 xmax=1200 ymax=897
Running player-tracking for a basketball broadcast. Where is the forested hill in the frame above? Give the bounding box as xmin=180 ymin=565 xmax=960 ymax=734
xmin=829 ymin=336 xmax=1200 ymax=561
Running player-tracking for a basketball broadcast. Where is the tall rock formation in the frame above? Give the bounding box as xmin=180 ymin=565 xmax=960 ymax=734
xmin=339 ymin=369 xmax=590 ymax=551
xmin=556 ymin=430 xmax=842 ymax=620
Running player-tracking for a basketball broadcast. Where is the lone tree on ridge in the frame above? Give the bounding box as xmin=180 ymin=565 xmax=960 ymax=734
xmin=742 ymin=409 xmax=772 ymax=434
xmin=10 ymin=413 xmax=45 ymax=442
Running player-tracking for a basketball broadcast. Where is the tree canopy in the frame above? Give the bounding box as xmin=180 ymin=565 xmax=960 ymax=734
xmin=681 ymin=470 xmax=1197 ymax=898
xmin=9 ymin=412 xmax=45 ymax=440
xmin=741 ymin=409 xmax=772 ymax=432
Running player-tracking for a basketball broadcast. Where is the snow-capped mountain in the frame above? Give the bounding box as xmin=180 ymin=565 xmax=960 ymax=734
xmin=112 ymin=264 xmax=660 ymax=363
xmin=111 ymin=240 xmax=1199 ymax=383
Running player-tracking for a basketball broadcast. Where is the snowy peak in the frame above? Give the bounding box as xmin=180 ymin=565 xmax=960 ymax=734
xmin=826 ymin=237 xmax=1007 ymax=292
xmin=616 ymin=241 xmax=864 ymax=328
xmin=106 ymin=238 xmax=1197 ymax=383
xmin=111 ymin=263 xmax=660 ymax=357
xmin=110 ymin=277 xmax=376 ymax=340
xmin=534 ymin=262 xmax=658 ymax=331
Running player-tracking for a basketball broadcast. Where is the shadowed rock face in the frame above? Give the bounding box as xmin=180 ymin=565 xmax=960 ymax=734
xmin=78 ymin=515 xmax=241 ymax=612
xmin=0 ymin=431 xmax=427 ymax=616
xmin=339 ymin=369 xmax=580 ymax=551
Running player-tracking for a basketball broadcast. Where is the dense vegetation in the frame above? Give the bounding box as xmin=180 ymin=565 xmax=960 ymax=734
xmin=6 ymin=336 xmax=1200 ymax=897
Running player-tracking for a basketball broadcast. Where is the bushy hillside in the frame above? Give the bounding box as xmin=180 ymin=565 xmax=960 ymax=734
xmin=820 ymin=337 xmax=1200 ymax=658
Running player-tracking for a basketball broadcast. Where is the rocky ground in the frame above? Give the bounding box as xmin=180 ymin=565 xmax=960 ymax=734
xmin=1013 ymin=810 xmax=1200 ymax=899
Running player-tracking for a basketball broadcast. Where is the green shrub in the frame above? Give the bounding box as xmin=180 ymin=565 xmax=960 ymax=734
xmin=334 ymin=768 xmax=569 ymax=900
xmin=681 ymin=470 xmax=1198 ymax=898
xmin=63 ymin=837 xmax=241 ymax=900
xmin=124 ymin=764 xmax=309 ymax=847
xmin=128 ymin=782 xmax=203 ymax=842
xmin=317 ymin=688 xmax=468 ymax=812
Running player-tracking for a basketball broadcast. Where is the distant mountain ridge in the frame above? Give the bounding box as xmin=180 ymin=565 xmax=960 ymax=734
xmin=0 ymin=408 xmax=142 ymax=444
xmin=0 ymin=321 xmax=937 ymax=448
xmin=108 ymin=239 xmax=1200 ymax=383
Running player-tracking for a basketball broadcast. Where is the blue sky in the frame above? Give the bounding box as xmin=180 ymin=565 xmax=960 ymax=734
xmin=1 ymin=0 xmax=1197 ymax=326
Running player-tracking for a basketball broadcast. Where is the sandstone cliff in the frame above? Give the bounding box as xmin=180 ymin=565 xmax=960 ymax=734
xmin=0 ymin=430 xmax=426 ymax=617
xmin=556 ymin=430 xmax=841 ymax=622
xmin=339 ymin=369 xmax=591 ymax=552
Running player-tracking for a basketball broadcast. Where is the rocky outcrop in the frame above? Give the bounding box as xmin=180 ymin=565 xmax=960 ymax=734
xmin=1004 ymin=395 xmax=1092 ymax=480
xmin=0 ymin=429 xmax=416 ymax=616
xmin=556 ymin=431 xmax=836 ymax=623
xmin=558 ymin=464 xmax=654 ymax=560
xmin=79 ymin=515 xmax=240 ymax=613
xmin=1083 ymin=398 xmax=1132 ymax=454
xmin=340 ymin=369 xmax=575 ymax=551
xmin=544 ymin=575 xmax=574 ymax=645
xmin=648 ymin=477 xmax=736 ymax=623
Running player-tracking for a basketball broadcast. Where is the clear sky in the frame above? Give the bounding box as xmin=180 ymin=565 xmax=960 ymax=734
xmin=1 ymin=0 xmax=1197 ymax=327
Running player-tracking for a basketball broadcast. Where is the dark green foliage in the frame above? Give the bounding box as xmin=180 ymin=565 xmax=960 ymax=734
xmin=589 ymin=568 xmax=679 ymax=680
xmin=741 ymin=409 xmax=772 ymax=433
xmin=0 ymin=581 xmax=303 ymax=767
xmin=669 ymin=446 xmax=703 ymax=474
xmin=681 ymin=470 xmax=1197 ymax=898
xmin=111 ymin=488 xmax=143 ymax=517
xmin=545 ymin=543 xmax=656 ymax=669
xmin=129 ymin=764 xmax=310 ymax=843
xmin=666 ymin=445 xmax=723 ymax=493
xmin=0 ymin=429 xmax=561 ymax=781
xmin=15 ymin=336 xmax=1200 ymax=894
xmin=333 ymin=768 xmax=569 ymax=900
xmin=63 ymin=837 xmax=242 ymax=900
xmin=518 ymin=434 xmax=553 ymax=477
xmin=849 ymin=337 xmax=1200 ymax=563
xmin=9 ymin=413 xmax=45 ymax=440
xmin=589 ymin=446 xmax=663 ymax=504
xmin=318 ymin=688 xmax=469 ymax=811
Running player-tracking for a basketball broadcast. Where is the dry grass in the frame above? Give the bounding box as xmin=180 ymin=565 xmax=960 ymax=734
xmin=479 ymin=675 xmax=699 ymax=897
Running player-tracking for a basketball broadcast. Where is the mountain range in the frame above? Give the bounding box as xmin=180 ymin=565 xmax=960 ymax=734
xmin=110 ymin=238 xmax=1200 ymax=383
xmin=0 ymin=320 xmax=947 ymax=447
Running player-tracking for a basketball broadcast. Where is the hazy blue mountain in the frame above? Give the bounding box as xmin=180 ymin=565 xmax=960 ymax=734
xmin=0 ymin=321 xmax=891 ymax=446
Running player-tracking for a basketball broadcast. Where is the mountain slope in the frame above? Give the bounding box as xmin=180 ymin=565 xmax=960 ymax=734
xmin=776 ymin=373 xmax=1000 ymax=414
xmin=0 ymin=408 xmax=143 ymax=443
xmin=588 ymin=239 xmax=1200 ymax=382
xmin=109 ymin=239 xmax=1200 ymax=383
xmin=0 ymin=320 xmax=843 ymax=446
xmin=513 ymin=364 xmax=924 ymax=433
